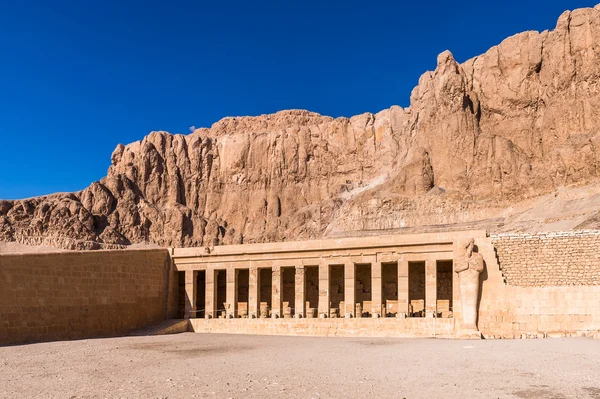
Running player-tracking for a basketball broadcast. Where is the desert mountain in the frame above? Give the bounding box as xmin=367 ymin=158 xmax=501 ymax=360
xmin=2 ymin=5 xmax=600 ymax=250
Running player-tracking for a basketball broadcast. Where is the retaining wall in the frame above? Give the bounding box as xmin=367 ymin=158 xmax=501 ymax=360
xmin=478 ymin=231 xmax=600 ymax=337
xmin=189 ymin=317 xmax=456 ymax=338
xmin=491 ymin=231 xmax=600 ymax=286
xmin=0 ymin=249 xmax=176 ymax=345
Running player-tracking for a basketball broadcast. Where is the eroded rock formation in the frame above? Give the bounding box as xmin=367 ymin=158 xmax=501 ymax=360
xmin=2 ymin=5 xmax=600 ymax=250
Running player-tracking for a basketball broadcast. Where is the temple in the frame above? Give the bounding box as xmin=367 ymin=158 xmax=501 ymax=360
xmin=172 ymin=230 xmax=494 ymax=338
xmin=2 ymin=229 xmax=600 ymax=345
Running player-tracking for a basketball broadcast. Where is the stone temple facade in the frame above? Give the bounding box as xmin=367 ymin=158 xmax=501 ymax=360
xmin=1 ymin=229 xmax=600 ymax=345
xmin=171 ymin=230 xmax=600 ymax=339
xmin=174 ymin=231 xmax=482 ymax=338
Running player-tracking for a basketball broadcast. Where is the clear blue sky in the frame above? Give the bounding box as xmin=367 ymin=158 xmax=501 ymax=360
xmin=0 ymin=1 xmax=594 ymax=200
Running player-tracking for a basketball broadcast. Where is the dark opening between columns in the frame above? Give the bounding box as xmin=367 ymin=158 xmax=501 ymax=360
xmin=305 ymin=266 xmax=319 ymax=317
xmin=258 ymin=268 xmax=272 ymax=318
xmin=436 ymin=260 xmax=453 ymax=317
xmin=409 ymin=261 xmax=426 ymax=317
xmin=355 ymin=264 xmax=372 ymax=317
xmin=215 ymin=270 xmax=226 ymax=318
xmin=196 ymin=270 xmax=206 ymax=319
xmin=237 ymin=269 xmax=249 ymax=318
xmin=382 ymin=262 xmax=398 ymax=316
xmin=281 ymin=267 xmax=295 ymax=317
xmin=177 ymin=271 xmax=185 ymax=319
xmin=329 ymin=265 xmax=344 ymax=317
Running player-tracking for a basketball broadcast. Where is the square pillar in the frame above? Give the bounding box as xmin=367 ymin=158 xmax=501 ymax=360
xmin=226 ymin=267 xmax=237 ymax=318
xmin=425 ymin=259 xmax=437 ymax=317
xmin=271 ymin=266 xmax=282 ymax=318
xmin=205 ymin=269 xmax=215 ymax=319
xmin=371 ymin=261 xmax=382 ymax=317
xmin=295 ymin=266 xmax=306 ymax=318
xmin=398 ymin=260 xmax=409 ymax=315
xmin=318 ymin=262 xmax=329 ymax=317
xmin=248 ymin=267 xmax=259 ymax=318
xmin=344 ymin=262 xmax=355 ymax=317
xmin=452 ymin=258 xmax=461 ymax=322
xmin=184 ymin=270 xmax=197 ymax=319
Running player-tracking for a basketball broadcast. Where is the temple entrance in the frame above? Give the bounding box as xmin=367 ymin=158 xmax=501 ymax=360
xmin=258 ymin=268 xmax=272 ymax=318
xmin=382 ymin=262 xmax=398 ymax=317
xmin=355 ymin=264 xmax=372 ymax=317
xmin=281 ymin=267 xmax=295 ymax=318
xmin=436 ymin=260 xmax=453 ymax=318
xmin=215 ymin=270 xmax=226 ymax=318
xmin=196 ymin=270 xmax=206 ymax=318
xmin=329 ymin=265 xmax=344 ymax=318
xmin=305 ymin=266 xmax=319 ymax=317
xmin=236 ymin=269 xmax=249 ymax=318
xmin=409 ymin=261 xmax=426 ymax=317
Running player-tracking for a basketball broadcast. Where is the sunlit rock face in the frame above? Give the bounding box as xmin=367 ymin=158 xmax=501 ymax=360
xmin=2 ymin=5 xmax=600 ymax=250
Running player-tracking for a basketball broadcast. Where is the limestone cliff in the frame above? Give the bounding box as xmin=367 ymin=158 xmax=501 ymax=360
xmin=2 ymin=5 xmax=600 ymax=250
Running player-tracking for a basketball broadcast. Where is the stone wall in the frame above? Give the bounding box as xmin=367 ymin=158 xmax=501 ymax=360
xmin=478 ymin=285 xmax=600 ymax=338
xmin=491 ymin=231 xmax=600 ymax=287
xmin=4 ymin=229 xmax=599 ymax=344
xmin=475 ymin=235 xmax=600 ymax=338
xmin=0 ymin=249 xmax=175 ymax=345
xmin=189 ymin=317 xmax=456 ymax=338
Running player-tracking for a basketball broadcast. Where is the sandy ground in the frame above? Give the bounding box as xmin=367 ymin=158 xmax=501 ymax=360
xmin=1 ymin=334 xmax=599 ymax=399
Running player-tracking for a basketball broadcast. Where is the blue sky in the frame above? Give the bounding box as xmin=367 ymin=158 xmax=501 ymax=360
xmin=0 ymin=1 xmax=595 ymax=200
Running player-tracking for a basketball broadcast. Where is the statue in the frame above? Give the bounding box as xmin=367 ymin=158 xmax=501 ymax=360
xmin=454 ymin=238 xmax=484 ymax=338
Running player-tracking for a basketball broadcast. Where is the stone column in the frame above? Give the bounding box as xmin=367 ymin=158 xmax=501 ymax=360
xmin=452 ymin=260 xmax=461 ymax=321
xmin=425 ymin=259 xmax=437 ymax=318
xmin=205 ymin=269 xmax=215 ymax=319
xmin=226 ymin=267 xmax=237 ymax=318
xmin=248 ymin=267 xmax=259 ymax=318
xmin=184 ymin=270 xmax=197 ymax=319
xmin=295 ymin=266 xmax=305 ymax=318
xmin=398 ymin=260 xmax=409 ymax=316
xmin=371 ymin=261 xmax=382 ymax=317
xmin=271 ymin=266 xmax=281 ymax=318
xmin=318 ymin=262 xmax=329 ymax=317
xmin=344 ymin=262 xmax=355 ymax=318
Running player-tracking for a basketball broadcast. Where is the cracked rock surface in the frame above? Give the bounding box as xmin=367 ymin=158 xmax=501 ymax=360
xmin=2 ymin=5 xmax=600 ymax=250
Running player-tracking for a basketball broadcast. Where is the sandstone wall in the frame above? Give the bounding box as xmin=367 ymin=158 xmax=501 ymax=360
xmin=189 ymin=317 xmax=456 ymax=339
xmin=479 ymin=285 xmax=600 ymax=338
xmin=475 ymin=234 xmax=600 ymax=338
xmin=491 ymin=231 xmax=600 ymax=286
xmin=0 ymin=249 xmax=176 ymax=345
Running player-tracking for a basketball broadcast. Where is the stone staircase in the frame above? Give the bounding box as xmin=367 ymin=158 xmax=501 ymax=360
xmin=476 ymin=239 xmax=506 ymax=285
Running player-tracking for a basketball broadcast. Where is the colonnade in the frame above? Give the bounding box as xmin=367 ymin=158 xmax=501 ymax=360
xmin=183 ymin=257 xmax=453 ymax=320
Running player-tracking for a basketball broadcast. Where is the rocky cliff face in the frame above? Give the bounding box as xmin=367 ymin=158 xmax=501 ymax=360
xmin=2 ymin=5 xmax=600 ymax=250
